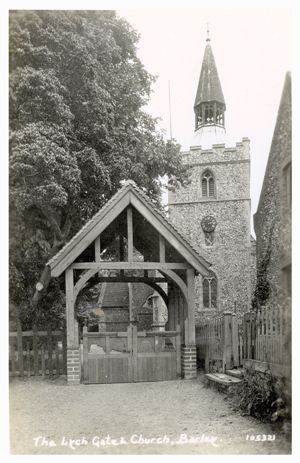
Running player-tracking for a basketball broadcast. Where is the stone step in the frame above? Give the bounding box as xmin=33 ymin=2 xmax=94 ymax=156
xmin=226 ymin=368 xmax=245 ymax=379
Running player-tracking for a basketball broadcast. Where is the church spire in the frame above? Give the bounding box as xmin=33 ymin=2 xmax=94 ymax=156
xmin=194 ymin=33 xmax=226 ymax=132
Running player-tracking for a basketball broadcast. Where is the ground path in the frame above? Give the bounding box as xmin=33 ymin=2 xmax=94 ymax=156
xmin=9 ymin=375 xmax=290 ymax=454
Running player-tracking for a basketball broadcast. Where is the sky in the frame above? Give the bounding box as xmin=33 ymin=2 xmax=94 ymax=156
xmin=118 ymin=7 xmax=292 ymax=231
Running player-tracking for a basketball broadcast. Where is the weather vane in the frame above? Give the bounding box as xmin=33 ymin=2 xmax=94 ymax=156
xmin=206 ymin=22 xmax=210 ymax=42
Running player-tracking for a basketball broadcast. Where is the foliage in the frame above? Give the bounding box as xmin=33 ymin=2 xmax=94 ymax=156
xmin=9 ymin=10 xmax=188 ymax=327
xmin=232 ymin=369 xmax=291 ymax=425
xmin=252 ymin=227 xmax=273 ymax=310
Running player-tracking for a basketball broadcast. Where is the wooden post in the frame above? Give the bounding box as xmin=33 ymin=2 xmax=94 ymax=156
xmin=11 ymin=338 xmax=16 ymax=377
xmin=186 ymin=268 xmax=196 ymax=345
xmin=26 ymin=342 xmax=31 ymax=377
xmin=128 ymin=282 xmax=134 ymax=323
xmin=231 ymin=314 xmax=239 ymax=367
xmin=33 ymin=326 xmax=39 ymax=376
xmin=66 ymin=267 xmax=76 ymax=347
xmin=62 ymin=327 xmax=67 ymax=375
xmin=119 ymin=234 xmax=125 ymax=277
xmin=105 ymin=335 xmax=110 ymax=354
xmin=223 ymin=312 xmax=232 ymax=372
xmin=127 ymin=325 xmax=133 ymax=382
xmin=127 ymin=206 xmax=133 ymax=262
xmin=83 ymin=325 xmax=88 ymax=383
xmin=132 ymin=324 xmax=138 ymax=382
xmin=17 ymin=324 xmax=23 ymax=377
xmin=95 ymin=235 xmax=101 ymax=277
xmin=167 ymin=285 xmax=175 ymax=331
xmin=176 ymin=324 xmax=181 ymax=376
xmin=47 ymin=328 xmax=53 ymax=377
xmin=184 ymin=316 xmax=189 ymax=347
xmin=55 ymin=346 xmax=60 ymax=377
xmin=95 ymin=236 xmax=101 ymax=262
xmin=41 ymin=345 xmax=46 ymax=377
xmin=159 ymin=234 xmax=165 ymax=263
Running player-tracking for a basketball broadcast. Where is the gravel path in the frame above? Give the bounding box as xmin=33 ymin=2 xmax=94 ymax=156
xmin=9 ymin=375 xmax=291 ymax=455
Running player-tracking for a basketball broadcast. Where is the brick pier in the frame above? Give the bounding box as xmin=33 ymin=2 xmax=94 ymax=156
xmin=67 ymin=348 xmax=81 ymax=384
xmin=182 ymin=345 xmax=197 ymax=379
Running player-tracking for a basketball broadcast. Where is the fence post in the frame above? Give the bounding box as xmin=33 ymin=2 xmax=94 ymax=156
xmin=250 ymin=311 xmax=256 ymax=360
xmin=55 ymin=345 xmax=60 ymax=377
xmin=243 ymin=312 xmax=250 ymax=361
xmin=231 ymin=313 xmax=239 ymax=367
xmin=41 ymin=345 xmax=46 ymax=377
xmin=175 ymin=324 xmax=181 ymax=377
xmin=223 ymin=312 xmax=233 ymax=371
xmin=17 ymin=323 xmax=24 ymax=377
xmin=33 ymin=325 xmax=39 ymax=376
xmin=47 ymin=328 xmax=53 ymax=377
xmin=10 ymin=337 xmax=16 ymax=376
xmin=82 ymin=325 xmax=88 ymax=383
xmin=26 ymin=341 xmax=31 ymax=377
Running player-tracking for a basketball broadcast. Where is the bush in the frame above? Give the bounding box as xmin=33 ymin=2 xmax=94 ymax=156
xmin=232 ymin=369 xmax=291 ymax=427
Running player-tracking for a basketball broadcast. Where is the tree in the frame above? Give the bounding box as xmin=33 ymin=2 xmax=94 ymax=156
xmin=9 ymin=10 xmax=188 ymax=328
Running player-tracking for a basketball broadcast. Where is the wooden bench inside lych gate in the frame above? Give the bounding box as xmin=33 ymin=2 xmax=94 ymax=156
xmin=83 ymin=325 xmax=181 ymax=383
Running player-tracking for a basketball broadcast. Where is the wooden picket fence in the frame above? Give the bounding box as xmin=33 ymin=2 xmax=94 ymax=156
xmin=9 ymin=328 xmax=67 ymax=378
xmin=196 ymin=312 xmax=243 ymax=373
xmin=243 ymin=306 xmax=290 ymax=376
xmin=196 ymin=307 xmax=290 ymax=377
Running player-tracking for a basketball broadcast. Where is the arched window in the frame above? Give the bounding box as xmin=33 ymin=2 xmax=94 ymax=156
xmin=201 ymin=170 xmax=215 ymax=197
xmin=203 ymin=276 xmax=217 ymax=309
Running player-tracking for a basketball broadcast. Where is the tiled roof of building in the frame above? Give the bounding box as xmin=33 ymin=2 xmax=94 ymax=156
xmin=194 ymin=41 xmax=225 ymax=107
xmin=101 ymin=282 xmax=129 ymax=308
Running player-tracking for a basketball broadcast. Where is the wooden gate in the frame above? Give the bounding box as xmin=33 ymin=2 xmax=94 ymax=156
xmin=82 ymin=325 xmax=181 ymax=384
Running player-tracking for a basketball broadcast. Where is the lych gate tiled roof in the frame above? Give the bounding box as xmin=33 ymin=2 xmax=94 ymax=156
xmin=47 ymin=184 xmax=130 ymax=269
xmin=47 ymin=180 xmax=211 ymax=275
xmin=194 ymin=41 xmax=225 ymax=107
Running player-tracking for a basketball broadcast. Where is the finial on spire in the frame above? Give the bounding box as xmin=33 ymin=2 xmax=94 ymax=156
xmin=206 ymin=22 xmax=210 ymax=42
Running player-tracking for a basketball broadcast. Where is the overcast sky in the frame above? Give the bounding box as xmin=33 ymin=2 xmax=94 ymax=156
xmin=118 ymin=7 xmax=292 ymax=231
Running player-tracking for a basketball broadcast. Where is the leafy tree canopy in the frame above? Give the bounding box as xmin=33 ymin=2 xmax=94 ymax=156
xmin=9 ymin=10 xmax=187 ymax=328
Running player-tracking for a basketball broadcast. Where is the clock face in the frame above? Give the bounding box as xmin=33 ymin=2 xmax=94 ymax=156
xmin=201 ymin=215 xmax=217 ymax=232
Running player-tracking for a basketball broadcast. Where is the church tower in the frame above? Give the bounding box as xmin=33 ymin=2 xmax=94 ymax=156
xmin=168 ymin=33 xmax=252 ymax=320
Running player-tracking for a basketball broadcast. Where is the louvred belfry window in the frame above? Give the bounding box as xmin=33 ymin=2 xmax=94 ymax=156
xmin=201 ymin=170 xmax=215 ymax=197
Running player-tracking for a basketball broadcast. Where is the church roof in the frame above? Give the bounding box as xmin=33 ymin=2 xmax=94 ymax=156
xmin=194 ymin=40 xmax=225 ymax=107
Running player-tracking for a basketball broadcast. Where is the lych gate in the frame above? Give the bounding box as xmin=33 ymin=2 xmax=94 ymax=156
xmin=46 ymin=181 xmax=211 ymax=384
